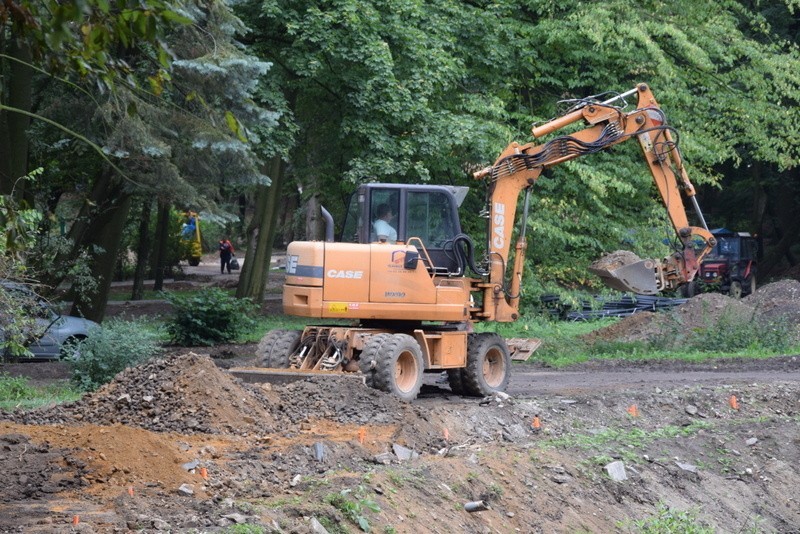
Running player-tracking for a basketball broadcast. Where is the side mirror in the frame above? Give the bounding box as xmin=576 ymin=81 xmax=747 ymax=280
xmin=404 ymin=251 xmax=419 ymax=270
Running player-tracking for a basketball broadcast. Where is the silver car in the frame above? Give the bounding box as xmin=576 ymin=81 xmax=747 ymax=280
xmin=1 ymin=281 xmax=99 ymax=360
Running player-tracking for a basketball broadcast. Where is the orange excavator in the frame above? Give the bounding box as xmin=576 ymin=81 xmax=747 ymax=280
xmin=251 ymin=83 xmax=715 ymax=400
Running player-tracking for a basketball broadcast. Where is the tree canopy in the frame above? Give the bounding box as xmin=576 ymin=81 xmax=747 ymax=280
xmin=2 ymin=0 xmax=799 ymax=316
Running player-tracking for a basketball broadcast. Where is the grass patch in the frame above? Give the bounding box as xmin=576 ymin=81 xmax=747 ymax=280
xmin=620 ymin=503 xmax=715 ymax=533
xmin=0 ymin=374 xmax=82 ymax=410
xmin=544 ymin=421 xmax=712 ymax=463
xmin=479 ymin=312 xmax=800 ymax=368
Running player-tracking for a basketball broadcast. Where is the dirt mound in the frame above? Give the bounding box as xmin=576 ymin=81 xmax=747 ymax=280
xmin=746 ymin=279 xmax=800 ymax=323
xmin=3 ymin=353 xmax=277 ymax=434
xmin=584 ymin=293 xmax=757 ymax=346
xmin=1 ymin=352 xmax=425 ymax=440
xmin=585 ymin=282 xmax=800 ymax=347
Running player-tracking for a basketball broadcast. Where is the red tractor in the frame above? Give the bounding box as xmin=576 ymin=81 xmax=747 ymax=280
xmin=682 ymin=229 xmax=758 ymax=298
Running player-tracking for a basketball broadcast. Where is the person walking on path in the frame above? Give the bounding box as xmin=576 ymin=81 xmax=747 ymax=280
xmin=219 ymin=237 xmax=235 ymax=274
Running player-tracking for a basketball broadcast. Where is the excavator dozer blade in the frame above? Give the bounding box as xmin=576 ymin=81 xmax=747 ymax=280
xmin=589 ymin=258 xmax=660 ymax=295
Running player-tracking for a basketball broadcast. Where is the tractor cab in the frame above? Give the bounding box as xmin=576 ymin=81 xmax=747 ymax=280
xmin=694 ymin=228 xmax=758 ymax=298
xmin=340 ymin=183 xmax=468 ymax=275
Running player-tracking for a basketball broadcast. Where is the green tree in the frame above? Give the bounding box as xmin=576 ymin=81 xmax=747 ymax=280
xmin=19 ymin=0 xmax=279 ymax=320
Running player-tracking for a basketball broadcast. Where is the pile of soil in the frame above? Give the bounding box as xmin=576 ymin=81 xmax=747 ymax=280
xmin=4 ymin=353 xmax=276 ymax=435
xmin=745 ymin=278 xmax=800 ymax=322
xmin=585 ymin=280 xmax=800 ymax=346
xmin=589 ymin=250 xmax=642 ymax=270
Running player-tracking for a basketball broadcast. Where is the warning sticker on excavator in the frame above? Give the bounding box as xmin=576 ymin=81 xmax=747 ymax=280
xmin=328 ymin=302 xmax=348 ymax=313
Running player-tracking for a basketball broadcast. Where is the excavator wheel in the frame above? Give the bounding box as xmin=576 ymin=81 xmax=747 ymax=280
xmin=463 ymin=333 xmax=511 ymax=397
xmin=358 ymin=333 xmax=393 ymax=388
xmin=373 ymin=334 xmax=424 ymax=402
xmin=256 ymin=329 xmax=301 ymax=368
xmin=447 ymin=369 xmax=465 ymax=395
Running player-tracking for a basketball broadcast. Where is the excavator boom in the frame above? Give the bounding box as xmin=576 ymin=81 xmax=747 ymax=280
xmin=475 ymin=83 xmax=714 ymax=299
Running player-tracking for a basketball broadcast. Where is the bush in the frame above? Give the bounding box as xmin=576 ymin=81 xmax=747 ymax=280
xmin=164 ymin=288 xmax=256 ymax=346
xmin=68 ymin=319 xmax=162 ymax=391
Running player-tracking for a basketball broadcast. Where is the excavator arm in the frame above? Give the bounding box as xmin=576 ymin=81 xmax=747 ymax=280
xmin=473 ymin=83 xmax=715 ymax=320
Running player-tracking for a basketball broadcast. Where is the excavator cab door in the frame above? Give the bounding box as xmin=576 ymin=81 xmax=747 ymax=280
xmin=340 ymin=184 xmax=465 ymax=274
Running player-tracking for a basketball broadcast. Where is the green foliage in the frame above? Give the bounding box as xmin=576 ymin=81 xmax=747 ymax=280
xmin=0 ymin=373 xmax=82 ymax=410
xmin=68 ymin=319 xmax=162 ymax=391
xmin=622 ymin=503 xmax=715 ymax=534
xmin=325 ymin=486 xmax=381 ymax=533
xmin=3 ymin=0 xmax=189 ymax=87
xmin=0 ymin=173 xmax=43 ymax=258
xmin=164 ymin=288 xmax=257 ymax=346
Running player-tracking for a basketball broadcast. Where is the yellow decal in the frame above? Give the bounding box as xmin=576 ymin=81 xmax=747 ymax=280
xmin=328 ymin=302 xmax=348 ymax=313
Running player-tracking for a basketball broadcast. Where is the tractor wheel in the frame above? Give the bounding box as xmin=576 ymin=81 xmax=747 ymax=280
xmin=729 ymin=280 xmax=744 ymax=299
xmin=746 ymin=275 xmax=757 ymax=296
xmin=447 ymin=369 xmax=465 ymax=395
xmin=679 ymin=280 xmax=697 ymax=298
xmin=255 ymin=329 xmax=300 ymax=368
xmin=358 ymin=333 xmax=392 ymax=388
xmin=373 ymin=334 xmax=424 ymax=402
xmin=463 ymin=333 xmax=511 ymax=397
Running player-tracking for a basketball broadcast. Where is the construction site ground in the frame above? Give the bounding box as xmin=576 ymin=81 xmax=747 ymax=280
xmin=1 ymin=269 xmax=799 ymax=533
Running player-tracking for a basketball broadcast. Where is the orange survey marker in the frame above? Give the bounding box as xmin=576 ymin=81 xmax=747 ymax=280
xmin=72 ymin=515 xmax=80 ymax=525
xmin=358 ymin=427 xmax=366 ymax=445
xmin=729 ymin=395 xmax=740 ymax=410
xmin=200 ymin=467 xmax=209 ymax=480
xmin=532 ymin=415 xmax=541 ymax=430
xmin=443 ymin=428 xmax=450 ymax=441
xmin=627 ymin=404 xmax=639 ymax=417
xmin=128 ymin=486 xmax=135 ymax=496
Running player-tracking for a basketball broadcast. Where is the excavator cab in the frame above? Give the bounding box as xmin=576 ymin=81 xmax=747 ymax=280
xmin=340 ymin=183 xmax=468 ymax=274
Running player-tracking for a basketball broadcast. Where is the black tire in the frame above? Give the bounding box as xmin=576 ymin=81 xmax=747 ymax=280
xmin=255 ymin=329 xmax=285 ymax=366
xmin=729 ymin=280 xmax=743 ymax=299
xmin=271 ymin=330 xmax=302 ymax=368
xmin=463 ymin=333 xmax=511 ymax=397
xmin=257 ymin=329 xmax=301 ymax=368
xmin=358 ymin=333 xmax=392 ymax=388
xmin=188 ymin=257 xmax=200 ymax=267
xmin=373 ymin=334 xmax=424 ymax=402
xmin=679 ymin=280 xmax=697 ymax=298
xmin=447 ymin=369 xmax=465 ymax=395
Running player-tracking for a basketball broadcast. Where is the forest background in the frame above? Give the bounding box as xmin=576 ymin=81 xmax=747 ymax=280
xmin=1 ymin=0 xmax=798 ymax=324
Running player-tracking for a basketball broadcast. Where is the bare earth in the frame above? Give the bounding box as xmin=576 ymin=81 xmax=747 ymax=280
xmin=1 ymin=275 xmax=799 ymax=533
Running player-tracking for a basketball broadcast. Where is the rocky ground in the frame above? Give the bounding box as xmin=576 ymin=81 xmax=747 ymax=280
xmin=0 ymin=278 xmax=799 ymax=533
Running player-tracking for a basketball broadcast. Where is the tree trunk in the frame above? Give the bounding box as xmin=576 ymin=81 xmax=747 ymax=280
xmin=36 ymin=169 xmax=115 ymax=294
xmin=151 ymin=201 xmax=171 ymax=291
xmin=305 ymin=190 xmax=323 ymax=241
xmin=131 ymin=199 xmax=153 ymax=300
xmin=0 ymin=41 xmax=33 ymax=196
xmin=236 ymin=157 xmax=285 ymax=303
xmin=70 ymin=194 xmax=133 ymax=321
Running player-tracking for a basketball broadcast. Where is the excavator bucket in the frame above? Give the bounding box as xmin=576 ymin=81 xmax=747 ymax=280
xmin=588 ymin=251 xmax=660 ymax=295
